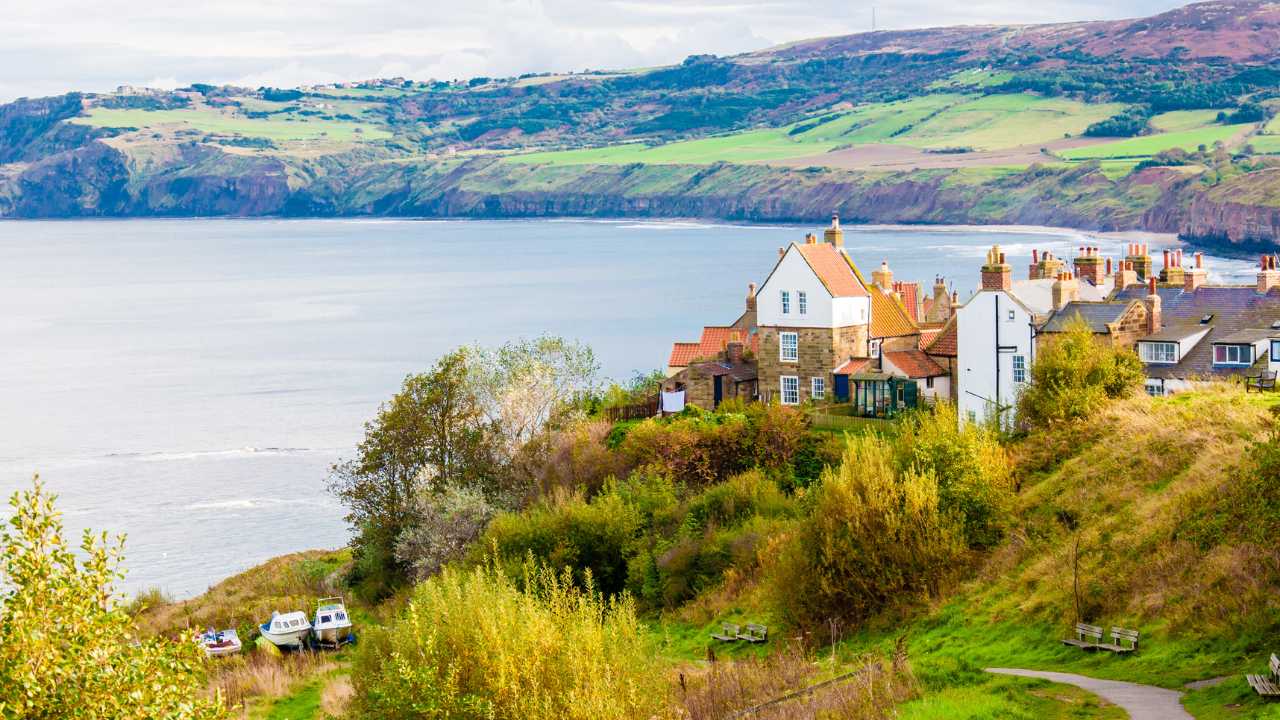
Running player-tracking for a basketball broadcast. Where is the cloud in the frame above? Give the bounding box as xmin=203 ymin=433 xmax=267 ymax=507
xmin=0 ymin=0 xmax=1192 ymax=101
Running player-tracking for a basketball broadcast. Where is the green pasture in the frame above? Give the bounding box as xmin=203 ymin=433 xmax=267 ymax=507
xmin=1060 ymin=124 xmax=1245 ymax=160
xmin=73 ymin=107 xmax=392 ymax=142
xmin=1149 ymin=109 xmax=1221 ymax=133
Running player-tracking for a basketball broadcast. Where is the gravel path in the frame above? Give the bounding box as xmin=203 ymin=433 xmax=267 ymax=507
xmin=986 ymin=668 xmax=1192 ymax=720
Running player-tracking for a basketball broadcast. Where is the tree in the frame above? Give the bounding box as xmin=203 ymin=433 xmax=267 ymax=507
xmin=328 ymin=349 xmax=494 ymax=596
xmin=1016 ymin=318 xmax=1145 ymax=427
xmin=394 ymin=486 xmax=495 ymax=582
xmin=0 ymin=479 xmax=225 ymax=720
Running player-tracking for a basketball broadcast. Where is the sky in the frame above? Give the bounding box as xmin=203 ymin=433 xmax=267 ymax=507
xmin=1 ymin=0 xmax=1193 ymax=101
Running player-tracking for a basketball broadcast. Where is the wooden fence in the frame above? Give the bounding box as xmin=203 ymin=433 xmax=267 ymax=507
xmin=604 ymin=396 xmax=659 ymax=422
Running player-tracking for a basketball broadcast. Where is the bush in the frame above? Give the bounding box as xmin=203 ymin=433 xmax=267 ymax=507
xmin=0 ymin=480 xmax=226 ymax=719
xmin=510 ymin=418 xmax=625 ymax=499
xmin=768 ymin=435 xmax=965 ymax=631
xmin=350 ymin=562 xmax=666 ymax=720
xmin=896 ymin=404 xmax=1013 ymax=549
xmin=395 ymin=486 xmax=496 ymax=582
xmin=1016 ymin=318 xmax=1145 ymax=428
xmin=479 ymin=492 xmax=640 ymax=595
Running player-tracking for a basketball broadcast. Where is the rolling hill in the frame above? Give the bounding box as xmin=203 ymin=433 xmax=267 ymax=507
xmin=4 ymin=0 xmax=1280 ymax=246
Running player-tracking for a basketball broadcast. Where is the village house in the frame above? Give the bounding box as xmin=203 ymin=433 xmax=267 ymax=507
xmin=956 ymin=244 xmax=1114 ymax=426
xmin=663 ymin=285 xmax=759 ymax=409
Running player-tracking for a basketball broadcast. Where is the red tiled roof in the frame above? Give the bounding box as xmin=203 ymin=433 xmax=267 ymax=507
xmin=833 ymin=358 xmax=873 ymax=375
xmin=917 ymin=328 xmax=941 ymax=351
xmin=925 ymin=316 xmax=958 ymax=357
xmin=700 ymin=326 xmax=747 ymax=352
xmin=884 ymin=349 xmax=947 ymax=378
xmin=668 ymin=342 xmax=702 ymax=368
xmin=894 ymin=282 xmax=920 ymax=323
xmin=795 ymin=243 xmax=868 ymax=298
xmin=869 ymin=288 xmax=918 ymax=338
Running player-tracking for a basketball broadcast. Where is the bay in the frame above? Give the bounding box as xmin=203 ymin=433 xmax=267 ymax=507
xmin=0 ymin=218 xmax=1257 ymax=598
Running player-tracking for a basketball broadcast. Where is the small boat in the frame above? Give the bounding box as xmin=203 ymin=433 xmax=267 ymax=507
xmin=199 ymin=627 xmax=242 ymax=657
xmin=259 ymin=610 xmax=311 ymax=649
xmin=312 ymin=596 xmax=355 ymax=647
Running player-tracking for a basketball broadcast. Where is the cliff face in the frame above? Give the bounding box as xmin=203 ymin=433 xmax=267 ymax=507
xmin=1177 ymin=168 xmax=1280 ymax=248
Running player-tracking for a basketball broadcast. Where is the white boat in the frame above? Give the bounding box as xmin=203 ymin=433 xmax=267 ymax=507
xmin=259 ymin=610 xmax=311 ymax=649
xmin=199 ymin=628 xmax=242 ymax=657
xmin=312 ymin=596 xmax=354 ymax=647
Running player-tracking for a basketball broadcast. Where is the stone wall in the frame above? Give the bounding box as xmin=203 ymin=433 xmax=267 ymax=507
xmin=758 ymin=325 xmax=866 ymax=403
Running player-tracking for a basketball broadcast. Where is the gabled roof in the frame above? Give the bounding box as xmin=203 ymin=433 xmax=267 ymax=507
xmin=925 ymin=316 xmax=958 ymax=357
xmin=833 ymin=357 xmax=873 ymax=376
xmin=1007 ymin=278 xmax=1113 ymax=317
xmin=1113 ymin=284 xmax=1280 ymax=379
xmin=669 ymin=326 xmax=754 ymax=368
xmin=668 ymin=342 xmax=702 ymax=368
xmin=1041 ymin=301 xmax=1141 ymax=334
xmin=869 ymin=288 xmax=918 ymax=338
xmin=794 ymin=242 xmax=868 ymax=298
xmin=689 ymin=360 xmax=758 ymax=383
xmin=895 ymin=282 xmax=921 ymax=323
xmin=883 ymin=349 xmax=948 ymax=378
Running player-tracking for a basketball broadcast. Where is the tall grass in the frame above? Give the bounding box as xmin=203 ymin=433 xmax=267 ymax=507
xmin=350 ymin=560 xmax=669 ymax=720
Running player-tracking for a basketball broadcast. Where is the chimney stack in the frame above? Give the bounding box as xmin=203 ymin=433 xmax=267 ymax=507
xmin=1115 ymin=259 xmax=1138 ymax=290
xmin=1127 ymin=243 xmax=1153 ymax=281
xmin=1052 ymin=271 xmax=1080 ymax=312
xmin=873 ymin=260 xmax=894 ymax=290
xmin=778 ymin=246 xmax=786 ymax=259
xmin=1259 ymin=255 xmax=1280 ymax=294
xmin=805 ymin=233 xmax=818 ymax=245
xmin=1073 ymin=246 xmax=1106 ymax=286
xmin=823 ymin=213 xmax=844 ymax=248
xmin=1144 ymin=276 xmax=1162 ymax=334
xmin=981 ymin=245 xmax=1012 ymax=292
xmin=746 ymin=282 xmax=757 ymax=312
xmin=1183 ymin=253 xmax=1206 ymax=293
xmin=726 ymin=342 xmax=744 ymax=364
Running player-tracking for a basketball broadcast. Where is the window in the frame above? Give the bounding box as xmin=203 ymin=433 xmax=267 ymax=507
xmin=1213 ymin=344 xmax=1250 ymax=365
xmin=781 ymin=290 xmax=791 ymax=314
xmin=1273 ymin=339 xmax=1280 ymax=362
xmin=1145 ymin=380 xmax=1165 ymax=397
xmin=780 ymin=332 xmax=798 ymax=362
xmin=780 ymin=376 xmax=799 ymax=405
xmin=1012 ymin=355 xmax=1026 ymax=383
xmin=869 ymin=338 xmax=881 ymax=358
xmin=1139 ymin=342 xmax=1177 ymax=364
xmin=798 ymin=291 xmax=807 ymax=315
xmin=811 ymin=376 xmax=825 ymax=400
xmin=966 ymin=410 xmax=977 ymax=424
xmin=925 ymin=376 xmax=934 ymax=389
xmin=1007 ymin=309 xmax=1016 ymax=322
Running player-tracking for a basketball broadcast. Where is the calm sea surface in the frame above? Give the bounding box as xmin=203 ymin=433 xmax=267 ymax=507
xmin=0 ymin=219 xmax=1258 ymax=597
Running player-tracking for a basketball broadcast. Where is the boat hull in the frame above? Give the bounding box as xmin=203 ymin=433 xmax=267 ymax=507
xmin=259 ymin=626 xmax=310 ymax=648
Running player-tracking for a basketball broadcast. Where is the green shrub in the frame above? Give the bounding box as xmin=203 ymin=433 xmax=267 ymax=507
xmin=0 ymin=480 xmax=226 ymax=719
xmin=896 ymin=404 xmax=1013 ymax=548
xmin=479 ymin=492 xmax=640 ymax=595
xmin=768 ymin=435 xmax=965 ymax=631
xmin=350 ymin=562 xmax=667 ymax=720
xmin=1016 ymin=318 xmax=1145 ymax=428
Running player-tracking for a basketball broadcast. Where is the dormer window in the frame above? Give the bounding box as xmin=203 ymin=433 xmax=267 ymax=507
xmin=781 ymin=291 xmax=791 ymax=315
xmin=798 ymin=291 xmax=807 ymax=315
xmin=1139 ymin=341 xmax=1177 ymax=364
xmin=1213 ymin=344 xmax=1251 ymax=366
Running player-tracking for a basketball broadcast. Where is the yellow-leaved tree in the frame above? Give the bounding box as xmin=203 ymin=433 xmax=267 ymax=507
xmin=0 ymin=479 xmax=226 ymax=720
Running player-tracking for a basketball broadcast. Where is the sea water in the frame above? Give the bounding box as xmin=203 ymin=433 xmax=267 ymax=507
xmin=0 ymin=218 xmax=1257 ymax=597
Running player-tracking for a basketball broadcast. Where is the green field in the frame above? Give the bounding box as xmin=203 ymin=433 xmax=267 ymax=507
xmin=510 ymin=93 xmax=1126 ymax=166
xmin=1060 ymin=124 xmax=1245 ymax=160
xmin=73 ymin=107 xmax=392 ymax=142
xmin=1149 ymin=109 xmax=1221 ymax=132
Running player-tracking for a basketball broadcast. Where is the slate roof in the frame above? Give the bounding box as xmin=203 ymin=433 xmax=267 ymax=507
xmin=884 ymin=349 xmax=948 ymax=378
xmin=690 ymin=360 xmax=758 ymax=383
xmin=925 ymin=316 xmax=958 ymax=357
xmin=1041 ymin=301 xmax=1139 ymax=333
xmin=1113 ymin=284 xmax=1280 ymax=379
xmin=795 ymin=242 xmax=868 ymax=298
xmin=1008 ymin=277 xmax=1113 ymax=317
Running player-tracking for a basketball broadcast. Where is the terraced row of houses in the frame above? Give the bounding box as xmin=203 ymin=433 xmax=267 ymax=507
xmin=663 ymin=215 xmax=1280 ymax=423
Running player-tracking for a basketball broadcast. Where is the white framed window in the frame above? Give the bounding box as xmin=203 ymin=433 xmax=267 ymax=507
xmin=798 ymin=291 xmax=808 ymax=315
xmin=780 ymin=332 xmax=798 ymax=362
xmin=780 ymin=376 xmax=799 ymax=405
xmin=811 ymin=376 xmax=825 ymax=400
xmin=869 ymin=339 xmax=881 ymax=358
xmin=781 ymin=290 xmax=791 ymax=314
xmin=1139 ymin=342 xmax=1177 ymax=364
xmin=1213 ymin=344 xmax=1250 ymax=366
xmin=1012 ymin=355 xmax=1026 ymax=383
xmin=1273 ymin=339 xmax=1280 ymax=362
xmin=1145 ymin=379 xmax=1165 ymax=397
xmin=1006 ymin=309 xmax=1016 ymax=322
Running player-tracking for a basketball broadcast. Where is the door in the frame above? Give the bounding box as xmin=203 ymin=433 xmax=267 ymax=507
xmin=713 ymin=375 xmax=723 ymax=407
xmin=834 ymin=374 xmax=849 ymax=402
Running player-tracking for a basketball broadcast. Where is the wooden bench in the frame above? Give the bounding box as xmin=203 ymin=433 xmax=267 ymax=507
xmin=737 ymin=623 xmax=768 ymax=644
xmin=1098 ymin=626 xmax=1140 ymax=653
xmin=1062 ymin=623 xmax=1104 ymax=650
xmin=1247 ymin=370 xmax=1277 ymax=393
xmin=710 ymin=623 xmax=740 ymax=642
xmin=1247 ymin=654 xmax=1280 ymax=697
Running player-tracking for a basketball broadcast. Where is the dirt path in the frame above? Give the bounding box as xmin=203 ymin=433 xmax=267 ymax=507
xmin=986 ymin=668 xmax=1192 ymax=720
